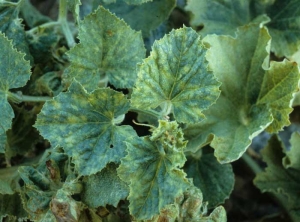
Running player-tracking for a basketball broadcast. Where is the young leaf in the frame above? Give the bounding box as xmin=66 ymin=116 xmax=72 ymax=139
xmin=184 ymin=154 xmax=234 ymax=208
xmin=0 ymin=33 xmax=31 ymax=153
xmin=63 ymin=6 xmax=145 ymax=91
xmin=117 ymin=121 xmax=190 ymax=220
xmin=131 ymin=26 xmax=220 ymax=124
xmin=184 ymin=24 xmax=299 ymax=163
xmin=92 ymin=0 xmax=176 ymax=37
xmin=81 ymin=163 xmax=129 ymax=208
xmin=35 ymin=80 xmax=137 ymax=175
xmin=254 ymin=135 xmax=300 ymax=221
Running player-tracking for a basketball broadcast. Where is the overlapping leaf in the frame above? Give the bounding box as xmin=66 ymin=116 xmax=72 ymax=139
xmin=184 ymin=25 xmax=299 ymax=163
xmin=0 ymin=2 xmax=32 ymax=61
xmin=185 ymin=0 xmax=300 ymax=58
xmin=63 ymin=6 xmax=145 ymax=91
xmin=254 ymin=135 xmax=300 ymax=221
xmin=0 ymin=33 xmax=31 ymax=153
xmin=0 ymin=193 xmax=28 ymax=221
xmin=131 ymin=26 xmax=220 ymax=124
xmin=92 ymin=0 xmax=175 ymax=36
xmin=118 ymin=121 xmax=190 ymax=220
xmin=184 ymin=154 xmax=234 ymax=208
xmin=82 ymin=163 xmax=129 ymax=208
xmin=283 ymin=132 xmax=300 ymax=170
xmin=35 ymin=81 xmax=137 ymax=175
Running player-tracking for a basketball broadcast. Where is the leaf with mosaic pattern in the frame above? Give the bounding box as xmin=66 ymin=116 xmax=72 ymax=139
xmin=131 ymin=26 xmax=220 ymax=124
xmin=63 ymin=6 xmax=145 ymax=91
xmin=35 ymin=80 xmax=137 ymax=175
xmin=117 ymin=121 xmax=190 ymax=220
xmin=184 ymin=25 xmax=299 ymax=163
xmin=0 ymin=33 xmax=31 ymax=153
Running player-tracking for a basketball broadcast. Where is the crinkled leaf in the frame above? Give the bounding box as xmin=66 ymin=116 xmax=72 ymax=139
xmin=0 ymin=33 xmax=31 ymax=153
xmin=0 ymin=3 xmax=32 ymax=62
xmin=82 ymin=163 xmax=129 ymax=208
xmin=184 ymin=154 xmax=234 ymax=208
xmin=63 ymin=6 xmax=145 ymax=91
xmin=35 ymin=81 xmax=137 ymax=175
xmin=266 ymin=0 xmax=300 ymax=57
xmin=93 ymin=0 xmax=175 ymax=36
xmin=0 ymin=193 xmax=28 ymax=221
xmin=117 ymin=122 xmax=190 ymax=220
xmin=283 ymin=132 xmax=300 ymax=170
xmin=131 ymin=26 xmax=220 ymax=124
xmin=254 ymin=135 xmax=300 ymax=221
xmin=184 ymin=25 xmax=299 ymax=163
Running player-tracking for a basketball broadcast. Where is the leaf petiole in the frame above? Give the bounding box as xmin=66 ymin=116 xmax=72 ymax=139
xmin=7 ymin=91 xmax=52 ymax=103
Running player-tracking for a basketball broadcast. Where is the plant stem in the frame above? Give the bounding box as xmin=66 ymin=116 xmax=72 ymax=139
xmin=58 ymin=0 xmax=75 ymax=47
xmin=26 ymin=21 xmax=60 ymax=35
xmin=7 ymin=92 xmax=52 ymax=103
xmin=242 ymin=152 xmax=262 ymax=174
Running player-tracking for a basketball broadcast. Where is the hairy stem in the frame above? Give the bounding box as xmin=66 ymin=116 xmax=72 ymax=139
xmin=58 ymin=0 xmax=75 ymax=47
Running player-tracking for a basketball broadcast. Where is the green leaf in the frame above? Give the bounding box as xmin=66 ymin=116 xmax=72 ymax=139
xmin=0 ymin=2 xmax=33 ymax=62
xmin=185 ymin=0 xmax=300 ymax=58
xmin=117 ymin=121 xmax=190 ymax=220
xmin=254 ymin=135 xmax=300 ymax=221
xmin=185 ymin=0 xmax=255 ymax=36
xmin=63 ymin=6 xmax=145 ymax=91
xmin=0 ymin=193 xmax=28 ymax=221
xmin=283 ymin=132 xmax=300 ymax=170
xmin=184 ymin=24 xmax=299 ymax=163
xmin=0 ymin=33 xmax=31 ymax=153
xmin=184 ymin=154 xmax=234 ymax=208
xmin=266 ymin=0 xmax=300 ymax=57
xmin=93 ymin=0 xmax=175 ymax=36
xmin=81 ymin=163 xmax=129 ymax=208
xmin=35 ymin=81 xmax=137 ymax=175
xmin=131 ymin=26 xmax=220 ymax=124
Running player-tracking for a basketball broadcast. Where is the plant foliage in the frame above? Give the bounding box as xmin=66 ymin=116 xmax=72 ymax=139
xmin=0 ymin=0 xmax=300 ymax=221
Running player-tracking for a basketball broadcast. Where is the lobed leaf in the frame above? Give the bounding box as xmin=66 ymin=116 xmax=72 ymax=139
xmin=184 ymin=24 xmax=299 ymax=163
xmin=254 ymin=135 xmax=300 ymax=221
xmin=0 ymin=33 xmax=31 ymax=153
xmin=118 ymin=121 xmax=190 ymax=220
xmin=63 ymin=6 xmax=145 ymax=91
xmin=131 ymin=26 xmax=220 ymax=124
xmin=35 ymin=80 xmax=137 ymax=175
